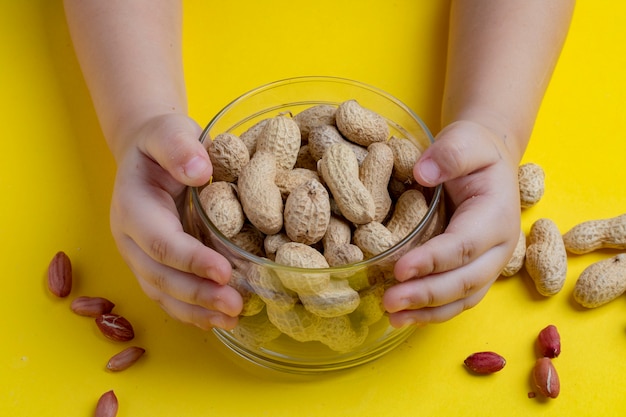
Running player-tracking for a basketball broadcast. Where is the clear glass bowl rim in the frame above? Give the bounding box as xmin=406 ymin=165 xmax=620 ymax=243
xmin=190 ymin=75 xmax=444 ymax=274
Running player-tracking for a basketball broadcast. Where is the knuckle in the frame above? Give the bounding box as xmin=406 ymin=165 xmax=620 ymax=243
xmin=459 ymin=277 xmax=476 ymax=298
xmin=186 ymin=284 xmax=205 ymax=307
xmin=150 ymin=236 xmax=171 ymax=264
xmin=149 ymin=270 xmax=169 ymax=293
xmin=428 ymin=238 xmax=476 ymax=273
xmin=164 ymin=128 xmax=192 ymax=159
xmin=434 ymin=138 xmax=470 ymax=176
xmin=457 ymin=239 xmax=476 ymax=266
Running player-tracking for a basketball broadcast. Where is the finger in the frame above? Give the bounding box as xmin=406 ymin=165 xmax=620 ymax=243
xmin=112 ymin=179 xmax=232 ymax=284
xmin=393 ymin=192 xmax=517 ymax=281
xmin=414 ymin=121 xmax=504 ymax=186
xmin=118 ymin=233 xmax=243 ymax=316
xmin=384 ymin=243 xmax=507 ymax=313
xmin=139 ymin=114 xmax=213 ymax=186
xmin=387 ymin=285 xmax=491 ymax=327
xmin=140 ymin=281 xmax=239 ymax=330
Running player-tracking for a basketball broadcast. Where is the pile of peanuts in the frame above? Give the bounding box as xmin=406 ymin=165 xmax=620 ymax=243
xmin=196 ymin=100 xmax=439 ymax=351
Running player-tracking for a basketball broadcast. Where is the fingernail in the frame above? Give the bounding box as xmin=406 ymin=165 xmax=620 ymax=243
xmin=418 ymin=158 xmax=441 ymax=183
xmin=184 ymin=155 xmax=210 ymax=180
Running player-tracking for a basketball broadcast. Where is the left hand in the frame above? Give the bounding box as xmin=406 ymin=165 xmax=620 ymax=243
xmin=383 ymin=120 xmax=521 ymax=326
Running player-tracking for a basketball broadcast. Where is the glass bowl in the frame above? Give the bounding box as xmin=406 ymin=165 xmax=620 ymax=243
xmin=183 ymin=76 xmax=445 ymax=373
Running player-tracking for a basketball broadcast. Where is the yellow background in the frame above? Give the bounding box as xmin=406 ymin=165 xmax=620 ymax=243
xmin=2 ymin=1 xmax=625 ymax=416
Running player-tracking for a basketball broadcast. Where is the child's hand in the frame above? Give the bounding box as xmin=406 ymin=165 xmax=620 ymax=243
xmin=109 ymin=113 xmax=243 ymax=330
xmin=384 ymin=120 xmax=521 ymax=326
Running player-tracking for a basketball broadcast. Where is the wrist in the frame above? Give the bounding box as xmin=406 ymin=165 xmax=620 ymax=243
xmin=106 ymin=108 xmax=192 ymax=162
xmin=442 ymin=109 xmax=528 ymax=164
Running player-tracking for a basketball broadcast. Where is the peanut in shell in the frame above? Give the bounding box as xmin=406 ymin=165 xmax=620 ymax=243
xmin=292 ymin=104 xmax=337 ymax=141
xmin=518 ymin=162 xmax=545 ymax=208
xmin=198 ymin=181 xmax=245 ymax=238
xmin=283 ymin=178 xmax=331 ymax=245
xmin=573 ymin=253 xmax=626 ymax=308
xmin=335 ymin=99 xmax=389 ymax=146
xmin=237 ymin=151 xmax=284 ymax=235
xmin=388 ymin=135 xmax=422 ymax=184
xmin=359 ymin=142 xmax=394 ymax=222
xmin=255 ymin=115 xmax=301 ymax=170
xmin=319 ymin=143 xmax=376 ymax=225
xmin=563 ymin=213 xmax=626 ymax=254
xmin=525 ymin=218 xmax=567 ymax=296
xmin=207 ymin=132 xmax=250 ymax=182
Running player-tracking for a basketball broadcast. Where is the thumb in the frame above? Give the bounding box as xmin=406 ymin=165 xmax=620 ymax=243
xmin=142 ymin=114 xmax=213 ymax=187
xmin=413 ymin=120 xmax=501 ymax=187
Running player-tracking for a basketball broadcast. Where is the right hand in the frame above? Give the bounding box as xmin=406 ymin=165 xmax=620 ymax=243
xmin=109 ymin=113 xmax=243 ymax=330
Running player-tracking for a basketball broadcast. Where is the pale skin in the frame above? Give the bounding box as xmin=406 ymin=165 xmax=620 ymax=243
xmin=63 ymin=0 xmax=575 ymax=330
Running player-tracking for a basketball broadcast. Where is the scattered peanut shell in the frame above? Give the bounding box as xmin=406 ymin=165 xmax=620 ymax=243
xmin=525 ymin=218 xmax=567 ymax=296
xmin=562 ymin=213 xmax=626 ymax=254
xmin=573 ymin=253 xmax=626 ymax=308
xmin=501 ymin=229 xmax=526 ymax=277
xmin=518 ymin=163 xmax=545 ymax=208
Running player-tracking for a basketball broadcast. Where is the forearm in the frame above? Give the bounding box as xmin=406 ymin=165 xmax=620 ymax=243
xmin=444 ymin=0 xmax=575 ymax=162
xmin=63 ymin=0 xmax=186 ymax=159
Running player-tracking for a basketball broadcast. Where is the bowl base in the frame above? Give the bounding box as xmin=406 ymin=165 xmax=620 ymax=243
xmin=212 ymin=324 xmax=417 ymax=374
